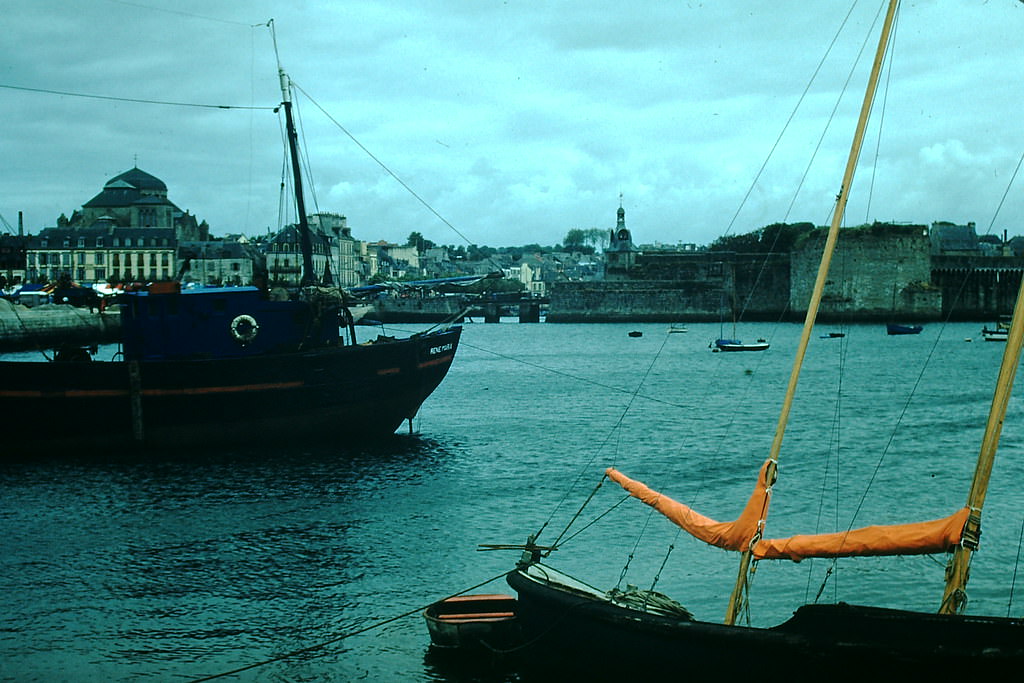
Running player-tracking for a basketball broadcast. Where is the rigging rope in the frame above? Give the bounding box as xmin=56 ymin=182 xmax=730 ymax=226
xmin=186 ymin=570 xmax=510 ymax=682
xmin=0 ymin=83 xmax=274 ymax=110
xmin=535 ymin=331 xmax=673 ymax=548
xmin=1010 ymin=517 xmax=1024 ymax=617
xmin=717 ymin=2 xmax=861 ymax=243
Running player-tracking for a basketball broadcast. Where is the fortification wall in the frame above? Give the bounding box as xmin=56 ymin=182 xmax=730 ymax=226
xmin=789 ymin=224 xmax=940 ymax=321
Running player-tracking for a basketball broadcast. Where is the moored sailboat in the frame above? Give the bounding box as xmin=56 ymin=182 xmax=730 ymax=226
xmin=982 ymin=316 xmax=1011 ymax=342
xmin=502 ymin=1 xmax=1023 ymax=676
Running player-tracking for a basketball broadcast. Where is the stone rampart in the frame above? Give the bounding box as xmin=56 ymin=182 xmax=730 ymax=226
xmin=789 ymin=224 xmax=940 ymax=321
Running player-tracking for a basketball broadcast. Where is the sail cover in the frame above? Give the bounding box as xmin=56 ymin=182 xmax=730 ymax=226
xmin=605 ymin=461 xmax=773 ymax=552
xmin=753 ymin=506 xmax=970 ymax=561
xmin=607 ymin=463 xmax=970 ymax=561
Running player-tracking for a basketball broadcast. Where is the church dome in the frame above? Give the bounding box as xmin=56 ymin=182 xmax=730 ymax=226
xmin=105 ymin=167 xmax=167 ymax=192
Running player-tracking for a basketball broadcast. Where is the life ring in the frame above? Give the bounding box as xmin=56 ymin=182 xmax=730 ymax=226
xmin=230 ymin=314 xmax=259 ymax=344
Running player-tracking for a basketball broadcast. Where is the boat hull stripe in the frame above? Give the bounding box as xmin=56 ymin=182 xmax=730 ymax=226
xmin=0 ymin=381 xmax=304 ymax=399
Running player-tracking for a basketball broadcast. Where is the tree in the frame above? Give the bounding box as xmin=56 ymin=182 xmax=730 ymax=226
xmin=710 ymin=222 xmax=815 ymax=253
xmin=564 ymin=228 xmax=587 ymax=249
xmin=406 ymin=231 xmax=435 ymax=252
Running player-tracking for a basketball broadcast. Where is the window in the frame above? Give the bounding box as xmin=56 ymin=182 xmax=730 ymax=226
xmin=97 ymin=237 xmax=104 ymax=247
xmin=95 ymin=268 xmax=105 ymax=280
xmin=77 ymin=237 xmax=85 ymax=248
xmin=96 ymin=253 xmax=105 ymax=265
xmin=41 ymin=239 xmax=48 ymax=248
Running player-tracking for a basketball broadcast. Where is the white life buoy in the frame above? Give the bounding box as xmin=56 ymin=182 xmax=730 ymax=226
xmin=230 ymin=314 xmax=259 ymax=344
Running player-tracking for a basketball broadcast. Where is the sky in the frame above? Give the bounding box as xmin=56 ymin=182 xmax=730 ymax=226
xmin=2 ymin=0 xmax=1022 ymax=250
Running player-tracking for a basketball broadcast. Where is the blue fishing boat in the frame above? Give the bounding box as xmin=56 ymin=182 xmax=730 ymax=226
xmin=886 ymin=323 xmax=923 ymax=335
xmin=0 ymin=70 xmax=463 ymax=450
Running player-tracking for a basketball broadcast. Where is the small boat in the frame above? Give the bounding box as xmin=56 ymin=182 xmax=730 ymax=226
xmin=628 ymin=330 xmax=643 ymax=338
xmin=668 ymin=324 xmax=688 ymax=334
xmin=819 ymin=331 xmax=845 ymax=339
xmin=981 ymin=316 xmax=1010 ymax=342
xmin=886 ymin=323 xmax=923 ymax=335
xmin=424 ymin=594 xmax=519 ymax=651
xmin=711 ymin=338 xmax=769 ymax=352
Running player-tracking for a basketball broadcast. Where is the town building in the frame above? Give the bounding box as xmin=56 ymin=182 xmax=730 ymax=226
xmin=24 ymin=167 xmax=207 ymax=285
xmin=0 ymin=233 xmax=28 ymax=288
xmin=604 ymin=202 xmax=639 ymax=280
xmin=179 ymin=240 xmax=261 ymax=287
xmin=265 ymin=224 xmax=332 ymax=287
xmin=309 ymin=213 xmax=362 ymax=287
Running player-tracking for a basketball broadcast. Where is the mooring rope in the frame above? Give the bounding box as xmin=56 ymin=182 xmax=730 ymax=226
xmin=187 ymin=570 xmax=510 ymax=682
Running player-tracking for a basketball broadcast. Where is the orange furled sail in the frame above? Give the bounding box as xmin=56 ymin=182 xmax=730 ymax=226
xmin=753 ymin=506 xmax=970 ymax=561
xmin=605 ymin=460 xmax=774 ymax=552
xmin=606 ymin=462 xmax=970 ymax=562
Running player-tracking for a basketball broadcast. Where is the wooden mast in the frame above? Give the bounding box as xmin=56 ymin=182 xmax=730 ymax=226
xmin=278 ymin=69 xmax=318 ymax=288
xmin=724 ymin=0 xmax=902 ymax=625
xmin=940 ymin=273 xmax=1024 ymax=613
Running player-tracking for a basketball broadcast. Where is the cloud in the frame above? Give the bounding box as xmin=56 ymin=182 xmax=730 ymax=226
xmin=2 ymin=0 xmax=1021 ymax=248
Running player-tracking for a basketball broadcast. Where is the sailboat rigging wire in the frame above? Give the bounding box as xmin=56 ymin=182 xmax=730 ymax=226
xmin=649 ymin=542 xmax=676 ymax=593
xmin=844 ymin=146 xmax=1024 ymax=543
xmin=106 ymin=0 xmax=261 ymax=26
xmin=555 ymin=494 xmax=632 ymax=547
xmin=291 ymin=93 xmax=321 ymax=216
xmin=616 ymin=504 xmax=660 ymax=591
xmin=717 ymin=2 xmax=860 ymax=241
xmin=187 ymin=570 xmax=511 ymax=682
xmin=290 ymin=82 xmax=475 ymax=249
xmin=805 ymin=339 xmax=849 ymax=606
xmin=537 ymin=332 xmax=674 ymax=546
xmin=863 ymin=9 xmax=900 ymax=221
xmin=1010 ymin=517 xmax=1023 ymax=617
xmin=986 ymin=148 xmax=1024 ymax=232
xmin=0 ymin=83 xmax=274 ymax=110
xmin=546 ymin=478 xmax=606 ymax=550
xmin=457 ymin=340 xmax=688 ymax=410
xmin=725 ymin=4 xmax=885 ymax=333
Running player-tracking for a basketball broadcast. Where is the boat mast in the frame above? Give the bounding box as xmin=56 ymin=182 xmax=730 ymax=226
xmin=724 ymin=0 xmax=901 ymax=625
xmin=278 ymin=69 xmax=318 ymax=288
xmin=941 ymin=274 xmax=1024 ymax=613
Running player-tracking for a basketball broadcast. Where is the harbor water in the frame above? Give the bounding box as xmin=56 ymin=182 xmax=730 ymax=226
xmin=3 ymin=321 xmax=1023 ymax=681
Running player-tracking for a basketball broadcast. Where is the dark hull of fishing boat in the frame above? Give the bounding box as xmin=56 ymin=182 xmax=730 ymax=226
xmin=507 ymin=564 xmax=1024 ymax=678
xmin=886 ymin=323 xmax=923 ymax=335
xmin=0 ymin=326 xmax=461 ymax=450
